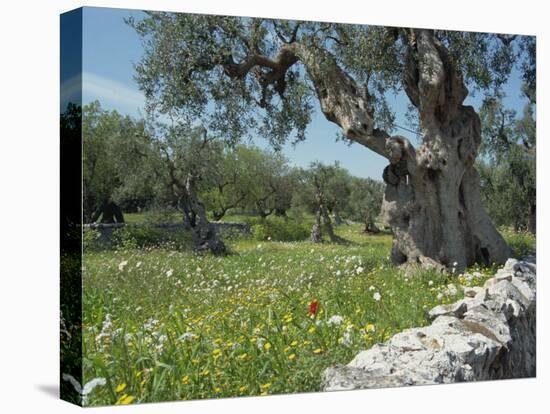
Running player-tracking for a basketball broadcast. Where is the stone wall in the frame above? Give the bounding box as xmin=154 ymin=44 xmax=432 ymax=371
xmin=84 ymin=221 xmax=251 ymax=244
xmin=322 ymin=256 xmax=536 ymax=391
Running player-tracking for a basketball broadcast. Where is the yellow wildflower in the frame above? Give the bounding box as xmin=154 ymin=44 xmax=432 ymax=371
xmin=115 ymin=383 xmax=126 ymax=393
xmin=288 ymin=353 xmax=296 ymax=360
xmin=264 ymin=342 xmax=272 ymax=350
xmin=290 ymin=340 xmax=298 ymax=346
xmin=115 ymin=394 xmax=136 ymax=405
xmin=313 ymin=348 xmax=322 ymax=354
xmin=182 ymin=375 xmax=190 ymax=385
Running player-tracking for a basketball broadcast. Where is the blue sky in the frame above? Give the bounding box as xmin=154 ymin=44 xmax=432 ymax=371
xmin=76 ymin=6 xmax=529 ymax=180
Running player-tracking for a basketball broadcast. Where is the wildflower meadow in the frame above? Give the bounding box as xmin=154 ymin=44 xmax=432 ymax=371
xmin=75 ymin=223 xmax=534 ymax=406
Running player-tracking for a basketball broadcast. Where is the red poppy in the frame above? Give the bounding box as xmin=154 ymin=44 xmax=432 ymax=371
xmin=308 ymin=300 xmax=319 ymax=316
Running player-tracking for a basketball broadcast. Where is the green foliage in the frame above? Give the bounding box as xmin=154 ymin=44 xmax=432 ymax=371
xmin=501 ymin=227 xmax=536 ymax=258
xmin=293 ymin=162 xmax=352 ymax=215
xmin=83 ymin=101 xmax=154 ymax=221
xmin=201 ymin=145 xmax=295 ymax=220
xmin=127 ymin=13 xmax=314 ymax=146
xmin=111 ymin=225 xmax=193 ymax=250
xmin=128 ymin=12 xmax=534 ymax=148
xmin=345 ymin=176 xmax=384 ymax=224
xmin=83 ymin=227 xmax=103 ymax=252
xmin=478 ymin=90 xmax=535 ymax=233
xmin=478 ymin=145 xmax=535 ymax=232
xmin=250 ymin=216 xmax=310 ymax=241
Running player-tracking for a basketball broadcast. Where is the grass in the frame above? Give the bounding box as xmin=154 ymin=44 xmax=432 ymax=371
xmin=78 ymin=222 xmax=534 ymax=406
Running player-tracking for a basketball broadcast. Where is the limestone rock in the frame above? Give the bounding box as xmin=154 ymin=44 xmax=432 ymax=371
xmin=322 ymin=257 xmax=536 ymax=391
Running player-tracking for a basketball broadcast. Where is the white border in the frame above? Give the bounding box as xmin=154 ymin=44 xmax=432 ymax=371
xmin=0 ymin=1 xmax=547 ymax=413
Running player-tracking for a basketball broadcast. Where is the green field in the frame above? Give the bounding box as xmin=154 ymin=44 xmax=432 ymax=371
xmin=80 ymin=223 xmax=534 ymax=406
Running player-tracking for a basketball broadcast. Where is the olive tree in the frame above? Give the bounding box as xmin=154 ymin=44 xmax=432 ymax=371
xmin=477 ymin=91 xmax=535 ymax=233
xmin=129 ymin=13 xmax=534 ymax=269
xmin=126 ymin=120 xmax=228 ymax=253
xmin=293 ymin=162 xmax=348 ymax=243
xmin=345 ymin=177 xmax=385 ymax=233
xmin=82 ymin=101 xmax=132 ymax=223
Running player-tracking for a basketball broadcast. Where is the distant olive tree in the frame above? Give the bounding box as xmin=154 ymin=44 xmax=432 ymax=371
xmin=293 ymin=162 xmax=349 ymax=243
xmin=345 ymin=177 xmax=385 ymax=233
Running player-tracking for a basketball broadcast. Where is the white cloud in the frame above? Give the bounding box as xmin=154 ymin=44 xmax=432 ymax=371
xmin=60 ymin=73 xmax=82 ymax=112
xmin=82 ymin=72 xmax=145 ymax=115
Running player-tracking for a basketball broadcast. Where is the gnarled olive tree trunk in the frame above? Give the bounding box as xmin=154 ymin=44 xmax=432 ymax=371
xmin=181 ymin=174 xmax=226 ymax=254
xmin=220 ymin=29 xmax=511 ymax=269
xmin=288 ymin=31 xmax=511 ymax=270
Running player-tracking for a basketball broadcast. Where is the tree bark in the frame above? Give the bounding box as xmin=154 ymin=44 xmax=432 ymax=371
xmin=364 ymin=216 xmax=380 ymax=234
xmin=184 ymin=174 xmax=226 ymax=254
xmin=311 ymin=207 xmax=322 ymax=243
xmin=379 ymin=30 xmax=511 ymax=270
xmin=321 ymin=204 xmax=339 ymax=243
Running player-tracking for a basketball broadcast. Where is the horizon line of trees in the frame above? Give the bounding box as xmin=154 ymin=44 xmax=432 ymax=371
xmin=79 ymin=101 xmax=386 ymax=249
xmin=66 ymin=92 xmax=535 ymax=255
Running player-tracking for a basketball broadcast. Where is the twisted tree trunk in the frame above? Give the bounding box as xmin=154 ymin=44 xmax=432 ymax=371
xmin=364 ymin=215 xmax=380 ymax=234
xmin=379 ymin=30 xmax=511 ymax=270
xmin=184 ymin=174 xmax=226 ymax=254
xmin=311 ymin=207 xmax=322 ymax=243
xmin=321 ymin=204 xmax=339 ymax=243
xmin=290 ymin=32 xmax=511 ymax=270
xmin=220 ymin=30 xmax=512 ymax=269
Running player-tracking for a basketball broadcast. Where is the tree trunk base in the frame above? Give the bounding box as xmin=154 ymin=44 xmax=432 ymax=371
xmin=364 ymin=221 xmax=380 ymax=234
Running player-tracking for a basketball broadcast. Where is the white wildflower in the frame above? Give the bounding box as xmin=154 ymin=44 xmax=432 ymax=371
xmin=356 ymin=266 xmax=364 ymax=275
xmin=342 ymin=325 xmax=353 ymax=346
xmin=373 ymin=292 xmax=382 ymax=301
xmin=166 ymin=269 xmax=174 ymax=277
xmin=369 ymin=285 xmax=376 ymax=291
xmin=445 ymin=283 xmax=458 ymax=296
xmin=178 ymin=332 xmax=197 ymax=341
xmin=327 ymin=315 xmax=344 ymax=327
xmin=118 ymin=260 xmax=128 ymax=271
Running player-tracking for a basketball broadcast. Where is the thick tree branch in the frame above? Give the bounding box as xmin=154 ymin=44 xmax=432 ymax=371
xmin=219 ymin=40 xmax=416 ymax=167
xmin=403 ymin=29 xmax=468 ymax=124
